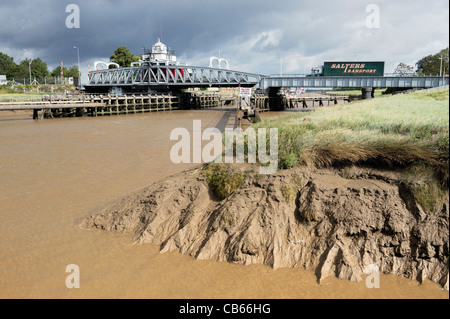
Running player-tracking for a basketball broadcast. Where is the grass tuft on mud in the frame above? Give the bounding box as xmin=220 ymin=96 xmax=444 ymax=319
xmin=202 ymin=163 xmax=245 ymax=200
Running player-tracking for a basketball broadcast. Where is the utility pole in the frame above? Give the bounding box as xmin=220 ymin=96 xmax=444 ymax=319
xmin=278 ymin=57 xmax=283 ymax=77
xmin=74 ymin=46 xmax=81 ymax=88
xmin=439 ymin=52 xmax=447 ymax=86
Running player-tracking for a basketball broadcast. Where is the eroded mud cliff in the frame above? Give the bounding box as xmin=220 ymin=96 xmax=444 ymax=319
xmin=81 ymin=166 xmax=449 ymax=290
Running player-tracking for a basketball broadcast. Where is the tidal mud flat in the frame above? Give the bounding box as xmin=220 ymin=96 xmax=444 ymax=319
xmin=81 ymin=165 xmax=449 ymax=290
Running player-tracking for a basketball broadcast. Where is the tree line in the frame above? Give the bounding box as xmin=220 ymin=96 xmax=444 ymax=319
xmin=395 ymin=48 xmax=448 ymax=76
xmin=0 ymin=46 xmax=135 ymax=81
xmin=0 ymin=51 xmax=79 ymax=81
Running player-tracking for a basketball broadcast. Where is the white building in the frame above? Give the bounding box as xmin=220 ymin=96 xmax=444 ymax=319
xmin=132 ymin=39 xmax=186 ymax=67
xmin=0 ymin=75 xmax=7 ymax=85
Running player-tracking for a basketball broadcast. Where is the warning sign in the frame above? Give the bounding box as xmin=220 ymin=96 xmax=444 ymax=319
xmin=239 ymin=87 xmax=252 ymax=98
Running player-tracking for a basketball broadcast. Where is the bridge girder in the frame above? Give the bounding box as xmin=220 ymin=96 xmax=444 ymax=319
xmin=86 ymin=65 xmax=261 ymax=88
xmin=259 ymin=76 xmax=449 ymax=90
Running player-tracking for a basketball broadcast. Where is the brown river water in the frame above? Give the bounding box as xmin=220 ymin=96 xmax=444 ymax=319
xmin=0 ymin=109 xmax=448 ymax=299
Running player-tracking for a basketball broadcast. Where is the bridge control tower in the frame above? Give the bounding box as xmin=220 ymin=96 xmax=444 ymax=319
xmin=131 ymin=39 xmax=186 ymax=68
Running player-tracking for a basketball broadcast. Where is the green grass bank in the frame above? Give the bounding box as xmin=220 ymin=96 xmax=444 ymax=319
xmin=253 ymin=89 xmax=449 ymax=181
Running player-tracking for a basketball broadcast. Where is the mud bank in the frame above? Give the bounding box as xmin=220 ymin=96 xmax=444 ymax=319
xmin=81 ymin=165 xmax=449 ymax=290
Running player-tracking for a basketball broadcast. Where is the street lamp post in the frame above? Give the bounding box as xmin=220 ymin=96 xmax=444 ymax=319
xmin=278 ymin=57 xmax=283 ymax=77
xmin=73 ymin=46 xmax=81 ymax=88
xmin=28 ymin=60 xmax=32 ymax=85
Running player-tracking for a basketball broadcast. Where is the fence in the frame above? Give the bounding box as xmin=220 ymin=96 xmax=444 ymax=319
xmin=2 ymin=77 xmax=79 ymax=86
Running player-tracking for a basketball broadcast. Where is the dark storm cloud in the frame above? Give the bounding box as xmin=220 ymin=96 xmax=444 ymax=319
xmin=0 ymin=0 xmax=449 ymax=80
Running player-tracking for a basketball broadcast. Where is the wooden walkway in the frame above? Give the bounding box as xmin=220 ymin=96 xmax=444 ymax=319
xmin=0 ymin=93 xmax=349 ymax=119
xmin=0 ymin=94 xmax=189 ymax=119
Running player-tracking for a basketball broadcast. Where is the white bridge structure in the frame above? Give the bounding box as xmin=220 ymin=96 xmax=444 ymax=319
xmin=85 ymin=39 xmax=261 ymax=93
xmin=93 ymin=61 xmax=120 ymax=70
xmin=86 ymin=65 xmax=261 ymax=92
xmin=209 ymin=56 xmax=229 ymax=70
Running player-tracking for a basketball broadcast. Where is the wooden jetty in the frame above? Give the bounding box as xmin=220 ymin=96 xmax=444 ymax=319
xmin=0 ymin=92 xmax=348 ymax=119
xmin=0 ymin=94 xmax=196 ymax=119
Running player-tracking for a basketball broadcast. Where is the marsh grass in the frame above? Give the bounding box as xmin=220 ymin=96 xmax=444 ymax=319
xmin=300 ymin=207 xmax=316 ymax=223
xmin=281 ymin=175 xmax=302 ymax=202
xmin=399 ymin=162 xmax=448 ymax=214
xmin=253 ymin=89 xmax=449 ymax=183
xmin=412 ymin=181 xmax=447 ymax=214
xmin=202 ymin=163 xmax=245 ymax=200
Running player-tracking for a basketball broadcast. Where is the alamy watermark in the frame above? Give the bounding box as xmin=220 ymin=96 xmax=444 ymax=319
xmin=66 ymin=4 xmax=80 ymax=29
xmin=170 ymin=120 xmax=279 ymax=174
xmin=65 ymin=264 xmax=80 ymax=289
xmin=366 ymin=4 xmax=380 ymax=29
xmin=364 ymin=264 xmax=380 ymax=288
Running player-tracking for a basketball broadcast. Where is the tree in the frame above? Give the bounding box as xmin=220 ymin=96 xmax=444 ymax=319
xmin=15 ymin=59 xmax=32 ymax=79
xmin=50 ymin=65 xmax=79 ymax=78
xmin=51 ymin=65 xmax=69 ymax=77
xmin=67 ymin=66 xmax=80 ymax=78
xmin=110 ymin=46 xmax=140 ymax=67
xmin=394 ymin=63 xmax=414 ymax=76
xmin=0 ymin=52 xmax=18 ymax=79
xmin=30 ymin=58 xmax=49 ymax=79
xmin=13 ymin=58 xmax=49 ymax=80
xmin=416 ymin=48 xmax=449 ymax=76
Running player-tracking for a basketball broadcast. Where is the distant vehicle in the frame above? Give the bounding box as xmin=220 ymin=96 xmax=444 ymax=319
xmin=308 ymin=67 xmax=323 ymax=77
xmin=307 ymin=62 xmax=385 ymax=77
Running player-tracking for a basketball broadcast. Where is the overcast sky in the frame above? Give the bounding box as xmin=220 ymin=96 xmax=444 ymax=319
xmin=0 ymin=0 xmax=448 ymax=83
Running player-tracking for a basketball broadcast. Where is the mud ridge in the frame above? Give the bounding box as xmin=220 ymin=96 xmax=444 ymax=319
xmin=80 ymin=166 xmax=449 ymax=290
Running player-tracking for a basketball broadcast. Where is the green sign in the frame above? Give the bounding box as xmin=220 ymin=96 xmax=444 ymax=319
xmin=323 ymin=62 xmax=385 ymax=76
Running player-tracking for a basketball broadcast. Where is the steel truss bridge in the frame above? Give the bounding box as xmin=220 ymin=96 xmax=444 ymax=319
xmin=84 ymin=64 xmax=449 ymax=96
xmin=85 ymin=65 xmax=262 ymax=93
xmin=259 ymin=75 xmax=449 ymax=90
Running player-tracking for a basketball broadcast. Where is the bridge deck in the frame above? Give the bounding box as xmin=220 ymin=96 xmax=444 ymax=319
xmin=260 ymin=76 xmax=448 ymax=90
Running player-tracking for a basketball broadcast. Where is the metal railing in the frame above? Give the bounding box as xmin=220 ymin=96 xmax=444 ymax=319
xmin=268 ymin=73 xmax=448 ymax=78
xmin=0 ymin=94 xmax=85 ymax=103
xmin=1 ymin=77 xmax=79 ymax=86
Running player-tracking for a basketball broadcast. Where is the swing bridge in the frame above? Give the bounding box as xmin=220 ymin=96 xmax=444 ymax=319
xmin=84 ymin=63 xmax=448 ymax=96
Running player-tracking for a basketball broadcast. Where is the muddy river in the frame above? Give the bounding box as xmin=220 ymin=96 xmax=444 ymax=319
xmin=0 ymin=110 xmax=447 ymax=299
